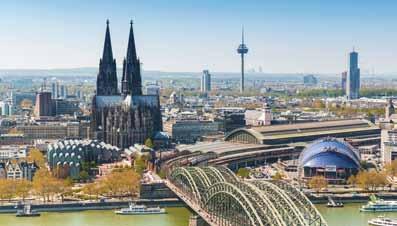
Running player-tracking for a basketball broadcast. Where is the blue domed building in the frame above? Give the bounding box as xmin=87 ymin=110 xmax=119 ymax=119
xmin=298 ymin=137 xmax=360 ymax=183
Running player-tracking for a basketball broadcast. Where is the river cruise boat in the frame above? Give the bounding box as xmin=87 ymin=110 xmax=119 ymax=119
xmin=16 ymin=204 xmax=40 ymax=217
xmin=115 ymin=203 xmax=166 ymax=215
xmin=361 ymin=195 xmax=397 ymax=212
xmin=368 ymin=216 xmax=397 ymax=226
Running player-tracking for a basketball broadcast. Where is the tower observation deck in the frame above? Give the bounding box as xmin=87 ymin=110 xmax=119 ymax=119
xmin=237 ymin=27 xmax=248 ymax=93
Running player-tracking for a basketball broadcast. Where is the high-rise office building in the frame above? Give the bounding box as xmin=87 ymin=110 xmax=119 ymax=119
xmin=34 ymin=91 xmax=53 ymax=117
xmin=341 ymin=71 xmax=347 ymax=94
xmin=51 ymin=83 xmax=56 ymax=99
xmin=51 ymin=81 xmax=60 ymax=99
xmin=346 ymin=50 xmax=360 ymax=99
xmin=201 ymin=70 xmax=211 ymax=93
xmin=60 ymin=85 xmax=67 ymax=98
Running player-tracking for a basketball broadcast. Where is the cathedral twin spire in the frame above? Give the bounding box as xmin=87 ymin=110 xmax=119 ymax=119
xmin=96 ymin=20 xmax=142 ymax=97
xmin=122 ymin=21 xmax=142 ymax=96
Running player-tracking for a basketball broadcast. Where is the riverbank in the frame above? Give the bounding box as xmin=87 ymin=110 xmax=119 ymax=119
xmin=0 ymin=198 xmax=185 ymax=213
xmin=308 ymin=193 xmax=397 ymax=204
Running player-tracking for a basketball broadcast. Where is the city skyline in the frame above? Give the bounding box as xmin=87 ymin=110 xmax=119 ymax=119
xmin=1 ymin=1 xmax=397 ymax=74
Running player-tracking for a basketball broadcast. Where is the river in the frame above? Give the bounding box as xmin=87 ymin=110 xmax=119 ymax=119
xmin=0 ymin=207 xmax=191 ymax=226
xmin=0 ymin=204 xmax=394 ymax=226
xmin=317 ymin=203 xmax=397 ymax=226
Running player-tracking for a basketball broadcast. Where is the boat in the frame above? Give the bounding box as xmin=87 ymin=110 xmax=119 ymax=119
xmin=361 ymin=195 xmax=397 ymax=212
xmin=16 ymin=204 xmax=40 ymax=217
xmin=368 ymin=216 xmax=397 ymax=226
xmin=115 ymin=203 xmax=166 ymax=215
xmin=326 ymin=196 xmax=344 ymax=208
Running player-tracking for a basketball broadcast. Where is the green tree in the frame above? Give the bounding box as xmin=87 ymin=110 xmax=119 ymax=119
xmin=134 ymin=155 xmax=147 ymax=175
xmin=79 ymin=171 xmax=90 ymax=182
xmin=272 ymin=172 xmax=284 ymax=180
xmin=144 ymin=138 xmax=154 ymax=148
xmin=237 ymin=168 xmax=250 ymax=179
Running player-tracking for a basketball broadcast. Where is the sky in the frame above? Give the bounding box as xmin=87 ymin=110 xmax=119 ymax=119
xmin=1 ymin=0 xmax=397 ymax=74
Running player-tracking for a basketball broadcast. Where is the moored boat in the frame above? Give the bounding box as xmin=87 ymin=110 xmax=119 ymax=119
xmin=115 ymin=203 xmax=166 ymax=215
xmin=361 ymin=195 xmax=397 ymax=212
xmin=16 ymin=204 xmax=40 ymax=217
xmin=368 ymin=216 xmax=397 ymax=226
xmin=326 ymin=196 xmax=344 ymax=208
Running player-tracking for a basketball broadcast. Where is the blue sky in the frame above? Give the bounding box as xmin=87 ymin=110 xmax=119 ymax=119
xmin=1 ymin=0 xmax=397 ymax=74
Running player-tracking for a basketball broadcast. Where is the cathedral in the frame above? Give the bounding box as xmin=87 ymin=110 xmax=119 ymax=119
xmin=91 ymin=20 xmax=163 ymax=149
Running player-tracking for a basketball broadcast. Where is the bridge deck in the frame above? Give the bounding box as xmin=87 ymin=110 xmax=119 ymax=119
xmin=164 ymin=180 xmax=217 ymax=226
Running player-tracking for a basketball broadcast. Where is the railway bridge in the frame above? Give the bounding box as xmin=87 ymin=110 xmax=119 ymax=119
xmin=166 ymin=166 xmax=328 ymax=226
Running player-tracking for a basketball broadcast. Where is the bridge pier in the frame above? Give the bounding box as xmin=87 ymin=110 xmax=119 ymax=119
xmin=189 ymin=214 xmax=210 ymax=226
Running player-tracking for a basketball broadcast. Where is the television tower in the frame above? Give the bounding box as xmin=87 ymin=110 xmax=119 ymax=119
xmin=237 ymin=27 xmax=248 ymax=93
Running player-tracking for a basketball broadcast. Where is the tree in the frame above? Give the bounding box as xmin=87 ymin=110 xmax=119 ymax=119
xmin=98 ymin=169 xmax=141 ymax=198
xmin=308 ymin=176 xmax=328 ymax=193
xmin=55 ymin=179 xmax=72 ymax=202
xmin=32 ymin=168 xmax=65 ymax=202
xmin=237 ymin=168 xmax=250 ymax=179
xmin=82 ymin=183 xmax=96 ymax=199
xmin=272 ymin=172 xmax=284 ymax=180
xmin=144 ymin=138 xmax=154 ymax=149
xmin=15 ymin=180 xmax=32 ymax=201
xmin=0 ymin=179 xmax=15 ymax=203
xmin=81 ymin=161 xmax=91 ymax=173
xmin=356 ymin=171 xmax=389 ymax=191
xmin=385 ymin=160 xmax=397 ymax=177
xmin=79 ymin=171 xmax=90 ymax=182
xmin=27 ymin=148 xmax=45 ymax=168
xmin=356 ymin=171 xmax=371 ymax=190
xmin=347 ymin=175 xmax=356 ymax=187
xmin=133 ymin=155 xmax=146 ymax=175
xmin=158 ymin=170 xmax=166 ymax=179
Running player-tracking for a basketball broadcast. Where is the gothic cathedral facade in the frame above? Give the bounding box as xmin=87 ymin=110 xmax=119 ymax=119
xmin=91 ymin=20 xmax=162 ymax=149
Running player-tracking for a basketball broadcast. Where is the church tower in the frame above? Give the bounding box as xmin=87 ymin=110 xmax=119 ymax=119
xmin=96 ymin=20 xmax=118 ymax=96
xmin=122 ymin=20 xmax=142 ymax=96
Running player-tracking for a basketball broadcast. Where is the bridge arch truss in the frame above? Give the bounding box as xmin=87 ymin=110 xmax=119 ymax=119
xmin=168 ymin=166 xmax=328 ymax=226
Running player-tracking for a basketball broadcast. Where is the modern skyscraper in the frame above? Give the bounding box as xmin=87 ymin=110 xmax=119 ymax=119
xmin=346 ymin=50 xmax=360 ymax=99
xmin=237 ymin=28 xmax=248 ymax=93
xmin=51 ymin=82 xmax=57 ymax=99
xmin=341 ymin=71 xmax=347 ymax=94
xmin=60 ymin=85 xmax=67 ymax=99
xmin=201 ymin=70 xmax=211 ymax=93
xmin=34 ymin=91 xmax=53 ymax=117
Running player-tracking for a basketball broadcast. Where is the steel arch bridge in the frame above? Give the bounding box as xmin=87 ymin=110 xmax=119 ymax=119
xmin=168 ymin=166 xmax=327 ymax=226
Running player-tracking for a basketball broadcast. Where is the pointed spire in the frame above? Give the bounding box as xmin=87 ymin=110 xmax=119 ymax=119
xmin=102 ymin=19 xmax=114 ymax=63
xmin=126 ymin=20 xmax=137 ymax=62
